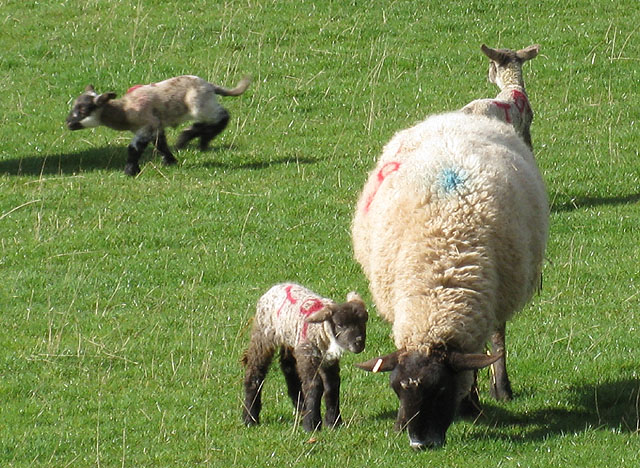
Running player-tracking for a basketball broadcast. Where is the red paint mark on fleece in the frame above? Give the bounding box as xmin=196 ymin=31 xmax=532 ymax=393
xmin=511 ymin=89 xmax=531 ymax=115
xmin=492 ymin=100 xmax=512 ymax=123
xmin=298 ymin=299 xmax=325 ymax=341
xmin=276 ymin=285 xmax=326 ymax=342
xmin=364 ymin=161 xmax=402 ymax=212
xmin=126 ymin=82 xmax=157 ymax=94
xmin=126 ymin=84 xmax=144 ymax=94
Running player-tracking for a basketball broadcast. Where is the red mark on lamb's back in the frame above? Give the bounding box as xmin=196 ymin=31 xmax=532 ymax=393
xmin=364 ymin=161 xmax=402 ymax=213
xmin=511 ymin=89 xmax=530 ymax=114
xmin=492 ymin=100 xmax=512 ymax=123
xmin=299 ymin=299 xmax=325 ymax=341
xmin=126 ymin=84 xmax=144 ymax=94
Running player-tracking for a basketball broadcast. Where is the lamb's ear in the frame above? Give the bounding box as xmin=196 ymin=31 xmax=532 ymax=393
xmin=94 ymin=92 xmax=117 ymax=106
xmin=446 ymin=351 xmax=503 ymax=372
xmin=481 ymin=44 xmax=509 ymax=63
xmin=304 ymin=306 xmax=333 ymax=323
xmin=517 ymin=44 xmax=540 ymax=62
xmin=85 ymin=84 xmax=96 ymax=93
xmin=346 ymin=291 xmax=363 ymax=303
xmin=355 ymin=351 xmax=401 ymax=373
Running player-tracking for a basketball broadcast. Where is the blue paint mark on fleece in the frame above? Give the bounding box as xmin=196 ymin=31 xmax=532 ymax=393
xmin=438 ymin=168 xmax=467 ymax=194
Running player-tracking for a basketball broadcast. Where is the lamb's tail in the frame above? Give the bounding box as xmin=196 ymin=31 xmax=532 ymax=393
xmin=214 ymin=76 xmax=251 ymax=96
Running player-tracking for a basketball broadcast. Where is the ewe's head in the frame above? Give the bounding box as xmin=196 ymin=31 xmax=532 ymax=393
xmin=481 ymin=44 xmax=540 ymax=90
xmin=66 ymin=85 xmax=117 ymax=130
xmin=305 ymin=292 xmax=368 ymax=353
xmin=357 ymin=348 xmax=502 ymax=450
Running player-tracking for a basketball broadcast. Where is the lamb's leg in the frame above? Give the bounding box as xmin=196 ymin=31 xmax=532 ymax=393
xmin=198 ymin=109 xmax=230 ymax=151
xmin=320 ymin=361 xmax=342 ymax=428
xmin=241 ymin=335 xmax=275 ymax=426
xmin=294 ymin=344 xmax=324 ymax=432
xmin=125 ymin=131 xmax=151 ymax=176
xmin=153 ymin=129 xmax=177 ymax=166
xmin=280 ymin=346 xmax=303 ymax=412
xmin=175 ymin=124 xmax=203 ymax=150
xmin=489 ymin=323 xmax=513 ymax=401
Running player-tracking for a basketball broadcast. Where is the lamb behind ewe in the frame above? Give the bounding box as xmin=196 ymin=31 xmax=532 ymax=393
xmin=462 ymin=44 xmax=539 ymax=149
xmin=66 ymin=75 xmax=250 ymax=175
xmin=352 ymin=111 xmax=548 ymax=450
xmin=242 ymin=283 xmax=368 ymax=432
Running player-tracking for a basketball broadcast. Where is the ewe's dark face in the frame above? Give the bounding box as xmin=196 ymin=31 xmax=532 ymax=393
xmin=330 ymin=302 xmax=368 ymax=354
xmin=390 ymin=352 xmax=457 ymax=450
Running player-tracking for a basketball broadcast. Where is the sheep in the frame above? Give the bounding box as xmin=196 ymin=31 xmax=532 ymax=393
xmin=242 ymin=283 xmax=368 ymax=432
xmin=352 ymin=110 xmax=548 ymax=450
xmin=462 ymin=44 xmax=539 ymax=150
xmin=66 ymin=75 xmax=250 ymax=176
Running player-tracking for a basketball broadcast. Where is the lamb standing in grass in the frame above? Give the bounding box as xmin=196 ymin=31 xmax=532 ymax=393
xmin=242 ymin=283 xmax=368 ymax=432
xmin=462 ymin=44 xmax=539 ymax=149
xmin=66 ymin=75 xmax=250 ymax=176
xmin=352 ymin=111 xmax=548 ymax=450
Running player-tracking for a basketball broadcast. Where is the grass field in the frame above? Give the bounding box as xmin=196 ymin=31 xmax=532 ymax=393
xmin=1 ymin=0 xmax=639 ymax=466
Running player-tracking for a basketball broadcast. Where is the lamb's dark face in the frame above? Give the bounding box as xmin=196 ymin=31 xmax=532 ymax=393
xmin=66 ymin=86 xmax=116 ymax=130
xmin=390 ymin=352 xmax=457 ymax=450
xmin=330 ymin=301 xmax=368 ymax=353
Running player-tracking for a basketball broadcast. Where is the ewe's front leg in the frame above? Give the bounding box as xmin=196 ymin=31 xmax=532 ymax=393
xmin=295 ymin=344 xmax=324 ymax=432
xmin=320 ymin=362 xmax=342 ymax=428
xmin=489 ymin=323 xmax=513 ymax=401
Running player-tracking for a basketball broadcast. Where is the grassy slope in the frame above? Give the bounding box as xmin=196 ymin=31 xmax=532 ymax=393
xmin=1 ymin=0 xmax=639 ymax=466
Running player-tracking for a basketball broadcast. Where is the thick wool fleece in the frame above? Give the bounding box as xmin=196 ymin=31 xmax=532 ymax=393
xmin=254 ymin=283 xmax=338 ymax=358
xmin=352 ymin=111 xmax=548 ymax=355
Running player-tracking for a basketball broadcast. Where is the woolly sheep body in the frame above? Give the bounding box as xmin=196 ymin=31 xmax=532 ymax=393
xmin=352 ymin=110 xmax=548 ymax=354
xmin=254 ymin=283 xmax=338 ymax=359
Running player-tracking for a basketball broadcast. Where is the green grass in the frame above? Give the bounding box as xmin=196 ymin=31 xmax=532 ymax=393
xmin=1 ymin=0 xmax=639 ymax=466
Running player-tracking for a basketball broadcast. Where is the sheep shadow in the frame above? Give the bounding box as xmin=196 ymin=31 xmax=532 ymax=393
xmin=369 ymin=378 xmax=639 ymax=442
xmin=0 ymin=147 xmax=126 ymax=176
xmin=551 ymin=193 xmax=640 ymax=213
xmin=0 ymin=145 xmax=315 ymax=177
xmin=473 ymin=378 xmax=640 ymax=441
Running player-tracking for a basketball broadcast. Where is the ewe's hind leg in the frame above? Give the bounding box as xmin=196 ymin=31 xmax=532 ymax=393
xmin=241 ymin=335 xmax=275 ymax=426
xmin=320 ymin=362 xmax=342 ymax=428
xmin=489 ymin=323 xmax=513 ymax=401
xmin=294 ymin=343 xmax=324 ymax=432
xmin=280 ymin=346 xmax=303 ymax=412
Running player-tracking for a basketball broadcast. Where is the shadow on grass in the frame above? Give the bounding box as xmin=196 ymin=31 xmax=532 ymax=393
xmin=370 ymin=378 xmax=639 ymax=442
xmin=474 ymin=378 xmax=640 ymax=441
xmin=0 ymin=147 xmax=126 ymax=176
xmin=1 ymin=145 xmax=317 ymax=177
xmin=551 ymin=194 xmax=640 ymax=213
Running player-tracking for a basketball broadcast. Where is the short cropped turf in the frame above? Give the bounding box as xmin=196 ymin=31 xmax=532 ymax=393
xmin=1 ymin=1 xmax=638 ymax=467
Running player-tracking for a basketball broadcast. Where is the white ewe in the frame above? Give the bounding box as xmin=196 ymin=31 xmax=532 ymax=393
xmin=352 ymin=111 xmax=548 ymax=450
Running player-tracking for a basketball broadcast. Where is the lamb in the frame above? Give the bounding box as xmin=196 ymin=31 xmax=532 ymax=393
xmin=352 ymin=111 xmax=548 ymax=450
xmin=66 ymin=75 xmax=250 ymax=176
xmin=242 ymin=283 xmax=368 ymax=432
xmin=462 ymin=44 xmax=539 ymax=150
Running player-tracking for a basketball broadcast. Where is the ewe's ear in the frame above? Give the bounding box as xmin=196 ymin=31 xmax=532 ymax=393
xmin=355 ymin=351 xmax=401 ymax=373
xmin=446 ymin=351 xmax=503 ymax=372
xmin=517 ymin=44 xmax=540 ymax=62
xmin=94 ymin=92 xmax=117 ymax=106
xmin=304 ymin=306 xmax=333 ymax=323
